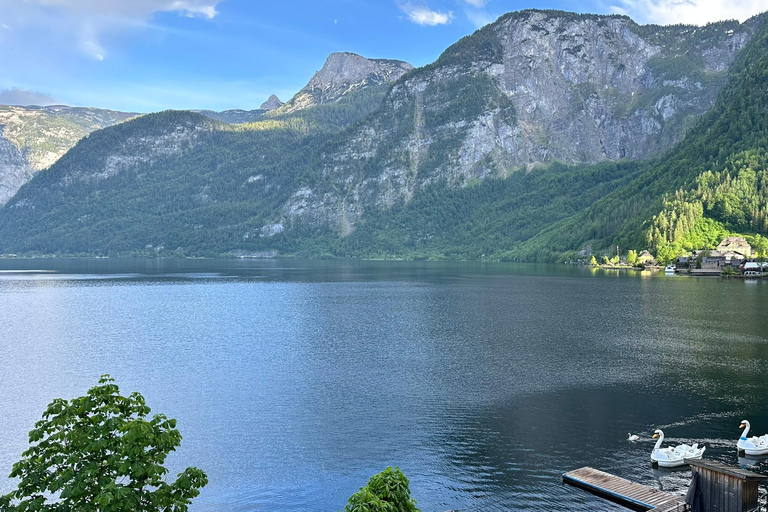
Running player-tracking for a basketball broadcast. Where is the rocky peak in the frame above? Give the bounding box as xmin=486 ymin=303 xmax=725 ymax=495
xmin=278 ymin=52 xmax=414 ymax=113
xmin=307 ymin=52 xmax=413 ymax=92
xmin=260 ymin=94 xmax=284 ymax=110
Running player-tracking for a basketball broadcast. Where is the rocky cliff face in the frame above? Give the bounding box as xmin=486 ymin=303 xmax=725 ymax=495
xmin=278 ymin=10 xmax=759 ymax=233
xmin=278 ymin=52 xmax=414 ymax=114
xmin=0 ymin=105 xmax=134 ymax=203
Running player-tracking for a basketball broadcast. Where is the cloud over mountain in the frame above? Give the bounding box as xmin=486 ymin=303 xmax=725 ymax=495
xmin=399 ymin=3 xmax=454 ymax=25
xmin=0 ymin=88 xmax=59 ymax=106
xmin=611 ymin=0 xmax=767 ymax=25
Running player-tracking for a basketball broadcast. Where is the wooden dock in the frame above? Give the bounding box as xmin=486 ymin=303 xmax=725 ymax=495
xmin=563 ymin=467 xmax=688 ymax=511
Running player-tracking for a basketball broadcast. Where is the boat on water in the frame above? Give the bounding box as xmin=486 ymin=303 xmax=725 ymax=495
xmin=664 ymin=264 xmax=676 ymax=274
xmin=737 ymin=420 xmax=768 ymax=456
xmin=650 ymin=429 xmax=705 ymax=467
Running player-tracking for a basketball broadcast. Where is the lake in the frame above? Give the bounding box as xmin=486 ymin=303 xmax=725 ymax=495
xmin=1 ymin=259 xmax=768 ymax=511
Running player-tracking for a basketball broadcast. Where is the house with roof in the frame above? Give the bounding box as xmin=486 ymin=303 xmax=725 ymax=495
xmin=637 ymin=250 xmax=656 ymax=265
xmin=716 ymin=237 xmax=751 ymax=258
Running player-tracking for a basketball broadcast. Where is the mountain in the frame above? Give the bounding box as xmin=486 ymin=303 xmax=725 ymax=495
xmin=277 ymin=52 xmax=414 ymax=114
xmin=0 ymin=105 xmax=134 ymax=204
xmin=335 ymin=11 xmax=768 ymax=262
xmin=275 ymin=11 xmax=759 ymax=235
xmin=509 ymin=14 xmax=768 ymax=262
xmin=260 ymin=95 xmax=284 ymax=110
xmin=0 ymin=10 xmax=767 ymax=261
xmin=0 ymin=69 xmax=403 ymax=256
xmin=194 ymin=52 xmax=410 ymax=124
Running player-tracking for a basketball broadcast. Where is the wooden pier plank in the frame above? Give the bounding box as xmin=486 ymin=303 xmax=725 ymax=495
xmin=563 ymin=467 xmax=688 ymax=511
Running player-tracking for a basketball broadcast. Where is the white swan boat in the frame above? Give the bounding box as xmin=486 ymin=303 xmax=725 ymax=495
xmin=737 ymin=420 xmax=768 ymax=456
xmin=650 ymin=429 xmax=705 ymax=467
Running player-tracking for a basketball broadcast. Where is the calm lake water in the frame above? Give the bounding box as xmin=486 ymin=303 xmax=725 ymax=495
xmin=2 ymin=259 xmax=768 ymax=511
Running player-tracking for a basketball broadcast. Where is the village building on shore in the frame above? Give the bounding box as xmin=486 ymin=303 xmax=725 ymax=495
xmin=680 ymin=236 xmax=764 ymax=276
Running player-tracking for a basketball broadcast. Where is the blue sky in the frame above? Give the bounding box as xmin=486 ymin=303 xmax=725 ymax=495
xmin=0 ymin=0 xmax=765 ymax=113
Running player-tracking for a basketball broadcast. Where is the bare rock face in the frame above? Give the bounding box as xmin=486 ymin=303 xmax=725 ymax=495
xmin=279 ymin=52 xmax=414 ymax=113
xmin=0 ymin=126 xmax=32 ymax=205
xmin=0 ymin=105 xmax=134 ymax=204
xmin=278 ymin=10 xmax=759 ymax=233
xmin=259 ymin=95 xmax=284 ymax=111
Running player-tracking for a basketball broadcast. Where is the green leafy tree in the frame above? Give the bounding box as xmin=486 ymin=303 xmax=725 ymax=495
xmin=0 ymin=375 xmax=207 ymax=512
xmin=603 ymin=256 xmax=611 ymax=265
xmin=589 ymin=255 xmax=598 ymax=266
xmin=627 ymin=250 xmax=638 ymax=265
xmin=343 ymin=467 xmax=419 ymax=512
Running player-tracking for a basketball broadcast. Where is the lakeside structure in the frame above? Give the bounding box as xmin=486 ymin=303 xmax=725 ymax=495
xmin=581 ymin=236 xmax=767 ymax=277
xmin=676 ymin=237 xmax=765 ymax=277
xmin=565 ymin=461 xmax=768 ymax=512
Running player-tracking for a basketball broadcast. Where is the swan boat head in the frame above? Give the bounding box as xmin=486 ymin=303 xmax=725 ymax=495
xmin=737 ymin=420 xmax=768 ymax=452
xmin=739 ymin=420 xmax=753 ymax=446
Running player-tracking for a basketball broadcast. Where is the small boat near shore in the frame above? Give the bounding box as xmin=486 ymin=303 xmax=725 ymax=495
xmin=664 ymin=264 xmax=676 ymax=274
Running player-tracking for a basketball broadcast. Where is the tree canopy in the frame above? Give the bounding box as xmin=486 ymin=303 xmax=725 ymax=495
xmin=0 ymin=375 xmax=207 ymax=512
xmin=343 ymin=467 xmax=419 ymax=512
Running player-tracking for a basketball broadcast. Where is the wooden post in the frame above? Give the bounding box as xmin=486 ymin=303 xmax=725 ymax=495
xmin=685 ymin=459 xmax=767 ymax=512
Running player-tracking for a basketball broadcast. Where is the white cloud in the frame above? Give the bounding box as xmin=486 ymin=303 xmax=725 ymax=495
xmin=466 ymin=9 xmax=497 ymax=28
xmin=463 ymin=0 xmax=488 ymax=6
xmin=610 ymin=0 xmax=767 ymax=25
xmin=399 ymin=3 xmax=454 ymax=25
xmin=31 ymin=1 xmax=220 ymax=19
xmin=0 ymin=88 xmax=59 ymax=106
xmin=0 ymin=0 xmax=222 ymax=60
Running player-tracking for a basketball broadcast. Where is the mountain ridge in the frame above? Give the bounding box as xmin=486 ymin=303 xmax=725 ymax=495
xmin=1 ymin=9 xmax=767 ymax=261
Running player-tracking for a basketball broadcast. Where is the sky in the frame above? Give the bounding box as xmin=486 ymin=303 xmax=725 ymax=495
xmin=0 ymin=0 xmax=766 ymax=113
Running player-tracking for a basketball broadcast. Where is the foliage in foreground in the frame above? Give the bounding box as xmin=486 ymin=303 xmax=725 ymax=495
xmin=0 ymin=375 xmax=207 ymax=512
xmin=343 ymin=467 xmax=419 ymax=512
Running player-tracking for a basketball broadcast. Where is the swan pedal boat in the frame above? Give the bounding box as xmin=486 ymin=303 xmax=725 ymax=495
xmin=737 ymin=420 xmax=768 ymax=456
xmin=650 ymin=429 xmax=705 ymax=468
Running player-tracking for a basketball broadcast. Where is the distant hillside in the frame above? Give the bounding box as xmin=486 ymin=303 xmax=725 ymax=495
xmin=0 ymin=105 xmax=135 ymax=203
xmin=0 ymin=79 xmax=396 ymax=255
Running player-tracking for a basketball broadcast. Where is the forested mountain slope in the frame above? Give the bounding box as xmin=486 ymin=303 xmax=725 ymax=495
xmin=509 ymin=14 xmax=768 ymax=262
xmin=0 ymin=10 xmax=766 ymax=260
xmin=0 ymin=83 xmax=395 ymax=256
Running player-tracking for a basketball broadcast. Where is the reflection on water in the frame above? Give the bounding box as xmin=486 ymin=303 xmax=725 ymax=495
xmin=1 ymin=259 xmax=768 ymax=511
